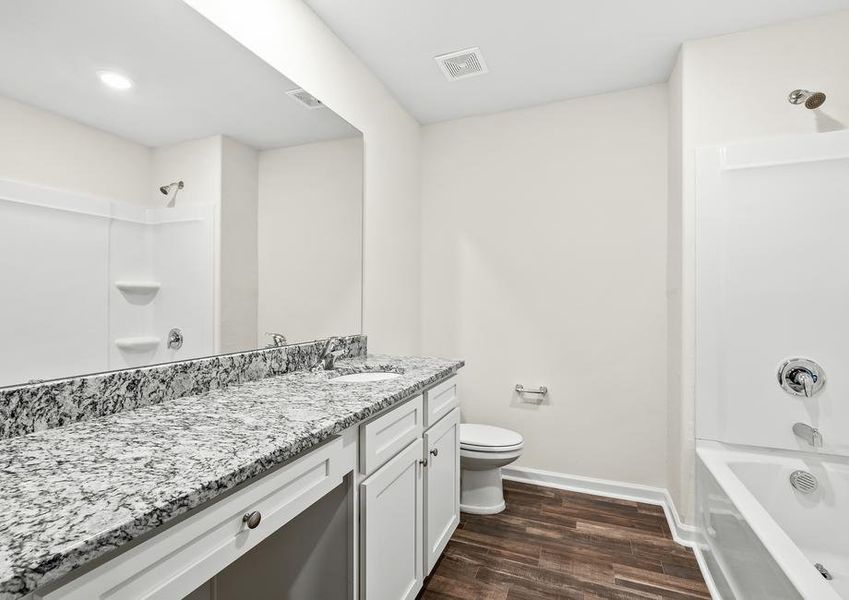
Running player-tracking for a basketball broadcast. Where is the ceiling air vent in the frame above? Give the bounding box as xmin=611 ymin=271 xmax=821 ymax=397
xmin=434 ymin=47 xmax=488 ymax=81
xmin=286 ymin=88 xmax=323 ymax=109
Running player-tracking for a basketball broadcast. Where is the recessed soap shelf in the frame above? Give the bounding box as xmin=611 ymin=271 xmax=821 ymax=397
xmin=115 ymin=336 xmax=160 ymax=352
xmin=115 ymin=280 xmax=161 ymax=295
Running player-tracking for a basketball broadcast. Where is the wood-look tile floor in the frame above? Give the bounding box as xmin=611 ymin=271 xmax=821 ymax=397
xmin=418 ymin=480 xmax=710 ymax=600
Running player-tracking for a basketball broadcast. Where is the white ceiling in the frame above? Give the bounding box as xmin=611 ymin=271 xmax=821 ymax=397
xmin=0 ymin=0 xmax=360 ymax=149
xmin=304 ymin=0 xmax=849 ymax=123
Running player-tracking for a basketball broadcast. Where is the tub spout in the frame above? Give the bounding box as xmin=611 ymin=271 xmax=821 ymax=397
xmin=793 ymin=422 xmax=822 ymax=448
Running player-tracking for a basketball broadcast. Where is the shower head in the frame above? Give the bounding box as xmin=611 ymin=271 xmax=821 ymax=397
xmin=159 ymin=180 xmax=184 ymax=207
xmin=159 ymin=180 xmax=184 ymax=195
xmin=788 ymin=89 xmax=826 ymax=110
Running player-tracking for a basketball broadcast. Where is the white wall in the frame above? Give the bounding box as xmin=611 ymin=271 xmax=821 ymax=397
xmin=666 ymin=51 xmax=685 ymax=523
xmin=0 ymin=94 xmax=150 ymax=204
xmin=421 ymin=85 xmax=669 ymax=487
xmin=668 ymin=9 xmax=849 ymax=523
xmin=257 ymin=137 xmax=363 ymax=343
xmin=220 ymin=136 xmax=259 ymax=353
xmin=182 ymin=0 xmax=421 ymax=354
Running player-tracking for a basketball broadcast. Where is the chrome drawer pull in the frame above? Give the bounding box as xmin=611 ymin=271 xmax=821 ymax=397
xmin=430 ymin=448 xmax=439 ymax=457
xmin=242 ymin=511 xmax=262 ymax=529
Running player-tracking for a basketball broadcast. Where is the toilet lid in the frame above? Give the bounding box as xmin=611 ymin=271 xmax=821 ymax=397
xmin=460 ymin=424 xmax=523 ymax=451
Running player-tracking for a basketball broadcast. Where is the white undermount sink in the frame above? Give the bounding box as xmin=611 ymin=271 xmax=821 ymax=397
xmin=332 ymin=372 xmax=401 ymax=383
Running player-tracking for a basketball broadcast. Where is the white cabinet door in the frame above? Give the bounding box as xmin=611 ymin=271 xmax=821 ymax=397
xmin=360 ymin=438 xmax=423 ymax=600
xmin=423 ymin=408 xmax=460 ymax=574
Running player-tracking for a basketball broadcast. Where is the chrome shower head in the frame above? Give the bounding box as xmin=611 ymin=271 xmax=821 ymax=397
xmin=159 ymin=180 xmax=184 ymax=195
xmin=159 ymin=180 xmax=184 ymax=207
xmin=788 ymin=89 xmax=826 ymax=110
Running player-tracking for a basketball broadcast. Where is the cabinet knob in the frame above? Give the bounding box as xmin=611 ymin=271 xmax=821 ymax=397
xmin=430 ymin=448 xmax=439 ymax=457
xmin=243 ymin=510 xmax=262 ymax=529
xmin=419 ymin=458 xmax=428 ymax=467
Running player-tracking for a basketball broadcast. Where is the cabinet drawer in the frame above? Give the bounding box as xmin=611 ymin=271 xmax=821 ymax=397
xmin=39 ymin=437 xmax=345 ymax=600
xmin=359 ymin=395 xmax=423 ymax=476
xmin=423 ymin=376 xmax=458 ymax=429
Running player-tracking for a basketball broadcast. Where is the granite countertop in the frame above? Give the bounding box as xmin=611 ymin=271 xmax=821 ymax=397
xmin=0 ymin=354 xmax=463 ymax=599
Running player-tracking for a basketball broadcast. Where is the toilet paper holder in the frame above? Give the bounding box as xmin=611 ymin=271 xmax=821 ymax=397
xmin=515 ymin=384 xmax=548 ymax=396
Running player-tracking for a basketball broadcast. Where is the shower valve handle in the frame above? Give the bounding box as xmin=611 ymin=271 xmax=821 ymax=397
xmin=777 ymin=358 xmax=825 ymax=398
xmin=793 ymin=371 xmax=814 ymax=398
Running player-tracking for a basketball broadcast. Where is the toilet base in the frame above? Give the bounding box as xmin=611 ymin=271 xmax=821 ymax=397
xmin=460 ymin=499 xmax=506 ymax=515
xmin=460 ymin=467 xmax=507 ymax=514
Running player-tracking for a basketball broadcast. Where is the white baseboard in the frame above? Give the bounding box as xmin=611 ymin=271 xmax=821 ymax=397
xmin=500 ymin=466 xmax=702 ymax=547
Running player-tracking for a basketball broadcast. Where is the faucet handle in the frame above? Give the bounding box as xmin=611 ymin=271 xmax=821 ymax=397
xmin=799 ymin=372 xmax=814 ymax=398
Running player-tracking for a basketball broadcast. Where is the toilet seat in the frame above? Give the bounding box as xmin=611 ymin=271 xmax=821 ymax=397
xmin=460 ymin=423 xmax=524 ymax=452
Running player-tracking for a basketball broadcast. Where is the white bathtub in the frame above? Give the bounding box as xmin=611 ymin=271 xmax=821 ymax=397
xmin=697 ymin=441 xmax=848 ymax=599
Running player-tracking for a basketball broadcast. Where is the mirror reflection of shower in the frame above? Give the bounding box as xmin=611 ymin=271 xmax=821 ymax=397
xmin=159 ymin=180 xmax=184 ymax=207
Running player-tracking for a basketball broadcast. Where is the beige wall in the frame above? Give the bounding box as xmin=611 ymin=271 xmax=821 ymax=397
xmin=150 ymin=135 xmax=222 ymax=207
xmin=421 ymin=85 xmax=669 ymax=487
xmin=220 ymin=137 xmax=259 ymax=353
xmin=668 ymin=9 xmax=849 ymax=523
xmin=0 ymin=94 xmax=150 ymax=204
xmin=257 ymin=137 xmax=363 ymax=344
xmin=184 ymin=0 xmax=422 ymax=354
xmin=666 ymin=52 xmax=685 ymax=522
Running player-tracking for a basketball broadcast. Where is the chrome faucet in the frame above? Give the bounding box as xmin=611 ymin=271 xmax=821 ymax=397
xmin=265 ymin=332 xmax=287 ymax=347
xmin=793 ymin=423 xmax=823 ymax=448
xmin=313 ymin=337 xmax=344 ymax=371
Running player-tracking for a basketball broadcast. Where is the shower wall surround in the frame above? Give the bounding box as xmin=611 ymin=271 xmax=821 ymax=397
xmin=0 ymin=335 xmax=366 ymax=440
xmin=0 ymin=179 xmax=216 ymax=387
xmin=695 ymin=130 xmax=849 ymax=457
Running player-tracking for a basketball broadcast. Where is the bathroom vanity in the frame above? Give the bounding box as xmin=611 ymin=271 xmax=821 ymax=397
xmin=0 ymin=3 xmax=462 ymax=598
xmin=0 ymin=344 xmax=463 ymax=600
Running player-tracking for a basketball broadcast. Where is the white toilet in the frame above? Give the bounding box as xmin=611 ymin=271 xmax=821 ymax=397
xmin=459 ymin=423 xmax=524 ymax=514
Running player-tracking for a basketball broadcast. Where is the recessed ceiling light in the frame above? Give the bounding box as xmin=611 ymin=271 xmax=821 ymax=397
xmin=97 ymin=70 xmax=134 ymax=90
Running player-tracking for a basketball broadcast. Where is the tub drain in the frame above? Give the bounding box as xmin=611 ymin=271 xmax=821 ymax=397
xmin=815 ymin=563 xmax=833 ymax=580
xmin=789 ymin=470 xmax=818 ymax=494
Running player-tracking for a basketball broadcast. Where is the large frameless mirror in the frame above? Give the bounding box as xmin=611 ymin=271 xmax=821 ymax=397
xmin=0 ymin=0 xmax=363 ymax=387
